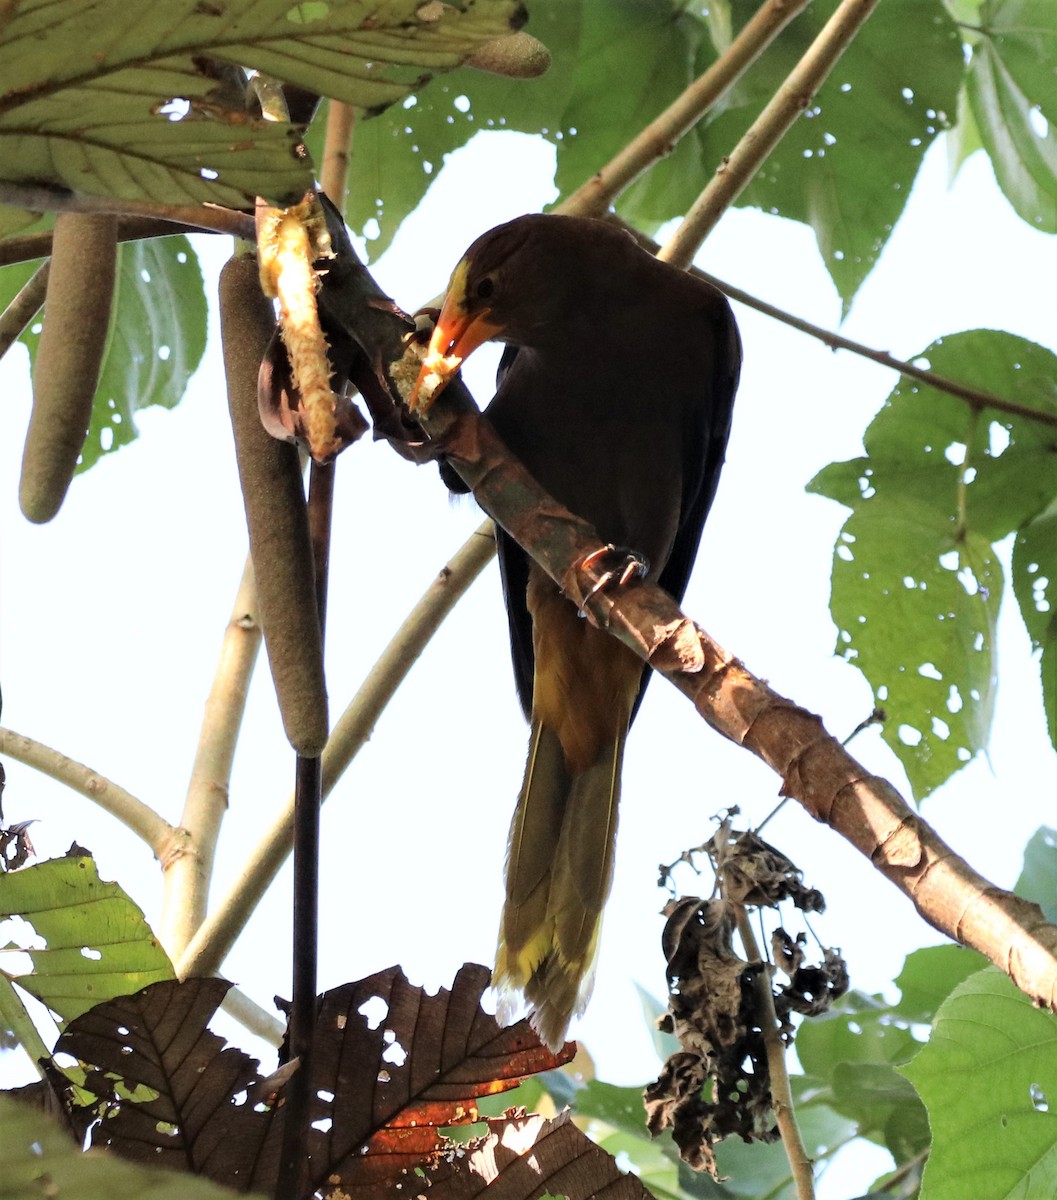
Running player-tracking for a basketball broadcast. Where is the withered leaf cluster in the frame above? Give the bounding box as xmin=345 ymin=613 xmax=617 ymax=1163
xmin=646 ymin=821 xmax=847 ymax=1178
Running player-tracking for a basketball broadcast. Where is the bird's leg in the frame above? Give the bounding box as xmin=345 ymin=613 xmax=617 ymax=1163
xmin=576 ymin=544 xmax=650 ymax=612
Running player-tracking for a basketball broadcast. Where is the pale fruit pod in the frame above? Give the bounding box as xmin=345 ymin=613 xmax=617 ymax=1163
xmin=19 ymin=212 xmax=118 ymax=523
xmin=220 ymin=252 xmax=329 ymax=758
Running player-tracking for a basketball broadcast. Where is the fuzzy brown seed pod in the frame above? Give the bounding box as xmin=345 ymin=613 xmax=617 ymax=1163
xmin=220 ymin=253 xmax=329 ymax=757
xmin=464 ymin=30 xmax=551 ymax=78
xmin=19 ymin=213 xmax=118 ymax=523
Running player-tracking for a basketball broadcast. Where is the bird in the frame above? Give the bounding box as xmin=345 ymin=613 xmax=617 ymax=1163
xmin=410 ymin=214 xmax=741 ymax=1049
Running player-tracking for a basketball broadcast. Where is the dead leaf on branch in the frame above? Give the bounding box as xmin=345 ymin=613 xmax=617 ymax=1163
xmin=51 ymin=964 xmax=575 ymax=1196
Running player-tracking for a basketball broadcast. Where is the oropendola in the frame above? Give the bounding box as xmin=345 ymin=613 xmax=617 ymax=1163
xmin=410 ymin=214 xmax=741 ymax=1048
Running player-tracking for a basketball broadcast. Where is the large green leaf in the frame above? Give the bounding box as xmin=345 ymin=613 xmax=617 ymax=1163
xmin=983 ymin=0 xmax=1057 ymax=125
xmin=1 ymin=1093 xmax=260 ymax=1200
xmin=967 ymin=38 xmax=1057 ymax=233
xmin=1012 ymin=500 xmax=1057 ymax=750
xmin=0 ymin=235 xmax=207 ymax=472
xmin=0 ymin=853 xmax=173 ymax=1025
xmin=809 ymin=331 xmax=1057 ymax=798
xmin=0 ymin=0 xmax=524 ymax=229
xmin=901 ymin=969 xmax=1057 ymax=1199
xmin=696 ymin=0 xmax=963 ymax=311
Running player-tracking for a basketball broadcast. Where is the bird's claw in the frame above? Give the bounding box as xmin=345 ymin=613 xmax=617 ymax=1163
xmin=577 ymin=544 xmax=649 ymax=612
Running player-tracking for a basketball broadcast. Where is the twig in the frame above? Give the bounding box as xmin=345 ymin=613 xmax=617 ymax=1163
xmin=0 ymin=262 xmax=47 ymax=363
xmin=0 ymin=184 xmax=256 ymax=242
xmin=320 ymin=102 xmax=356 ymax=206
xmin=0 ymin=726 xmax=175 ymax=859
xmin=0 ymin=972 xmax=52 ymax=1081
xmin=0 ymin=217 xmax=209 ymax=268
xmin=221 ymin=985 xmax=285 ymax=1046
xmin=659 ymin=0 xmax=882 ymax=269
xmin=558 ymin=0 xmax=809 ymax=218
xmin=735 ymin=909 xmax=815 ymax=1200
xmin=174 ymin=521 xmax=496 ymax=979
xmin=158 ymin=560 xmax=262 ymax=959
xmin=618 ymin=219 xmax=1057 ymax=431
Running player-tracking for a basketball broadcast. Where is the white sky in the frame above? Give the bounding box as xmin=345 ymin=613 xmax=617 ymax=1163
xmin=1 ymin=129 xmax=1055 ymax=1196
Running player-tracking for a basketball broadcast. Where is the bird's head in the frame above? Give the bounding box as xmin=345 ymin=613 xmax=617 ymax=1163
xmin=408 ymin=214 xmax=628 ymax=414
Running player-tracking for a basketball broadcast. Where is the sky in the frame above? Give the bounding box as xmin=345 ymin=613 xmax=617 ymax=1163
xmin=1 ymin=124 xmax=1056 ymax=1195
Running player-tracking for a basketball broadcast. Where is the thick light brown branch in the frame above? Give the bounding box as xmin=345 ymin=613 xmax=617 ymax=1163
xmin=0 ymin=726 xmax=176 ymax=860
xmin=408 ymin=400 xmax=1057 ymax=1012
xmin=558 ymin=0 xmax=809 ymax=218
xmin=175 ymin=521 xmax=497 ymax=979
xmin=158 ymin=561 xmax=262 ymax=959
xmin=660 ymin=0 xmax=881 ymax=269
xmin=320 ymin=102 xmax=356 ymax=207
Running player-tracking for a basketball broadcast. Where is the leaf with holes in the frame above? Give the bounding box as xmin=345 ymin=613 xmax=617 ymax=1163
xmin=0 ymin=0 xmax=526 ymax=229
xmin=1012 ymin=501 xmax=1057 ymax=753
xmin=901 ymin=968 xmax=1057 ymax=1199
xmin=6 ymin=236 xmax=208 ymax=472
xmin=62 ymin=966 xmax=574 ymax=1197
xmin=809 ymin=331 xmax=1057 ymax=798
xmin=1 ymin=1092 xmax=266 ymax=1200
xmin=696 ymin=0 xmax=963 ymax=312
xmin=0 ymin=852 xmax=173 ymax=1026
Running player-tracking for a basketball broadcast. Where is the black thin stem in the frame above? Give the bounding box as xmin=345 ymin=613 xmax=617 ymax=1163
xmin=275 ymin=459 xmax=335 ymax=1200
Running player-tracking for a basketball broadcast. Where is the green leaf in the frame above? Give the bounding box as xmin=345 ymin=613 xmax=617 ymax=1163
xmin=0 ymin=0 xmax=524 ymax=212
xmin=1012 ymin=501 xmax=1057 ymax=750
xmin=983 ymin=0 xmax=1057 ymax=125
xmin=893 ymin=944 xmax=989 ymax=1019
xmin=967 ymin=38 xmax=1057 ymax=233
xmin=1015 ymin=827 xmax=1057 ymax=923
xmin=1 ymin=1093 xmax=262 ymax=1200
xmin=809 ymin=331 xmax=1057 ymax=798
xmin=334 ymin=0 xmax=582 ymax=258
xmin=0 ymin=853 xmax=173 ymax=1025
xmin=696 ymin=0 xmax=963 ymax=311
xmin=902 ymin=969 xmax=1057 ymax=1199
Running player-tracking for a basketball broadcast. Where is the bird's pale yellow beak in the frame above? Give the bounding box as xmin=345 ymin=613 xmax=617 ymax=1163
xmin=408 ymin=260 xmax=504 ymax=414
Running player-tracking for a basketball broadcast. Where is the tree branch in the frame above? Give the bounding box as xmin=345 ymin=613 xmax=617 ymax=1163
xmin=659 ymin=0 xmax=882 ymax=269
xmin=735 ymin=909 xmax=814 ymax=1200
xmin=0 ymin=261 xmax=47 ymax=364
xmin=558 ymin=0 xmax=809 ymax=219
xmin=0 ymin=727 xmax=177 ymax=860
xmin=174 ymin=521 xmax=496 ymax=979
xmin=0 ymin=185 xmax=255 ymax=242
xmin=158 ymin=560 xmax=262 ymax=959
xmin=402 ymin=398 xmax=1057 ymax=1012
xmin=618 ymin=220 xmax=1057 ymax=430
xmin=0 ymin=217 xmax=210 ymax=268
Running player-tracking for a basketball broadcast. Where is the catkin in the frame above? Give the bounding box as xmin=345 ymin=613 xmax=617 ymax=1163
xmin=19 ymin=213 xmax=118 ymax=523
xmin=220 ymin=253 xmax=329 ymax=757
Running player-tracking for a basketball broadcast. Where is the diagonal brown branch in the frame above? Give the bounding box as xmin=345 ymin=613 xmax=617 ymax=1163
xmin=409 ymin=396 xmax=1057 ymax=1013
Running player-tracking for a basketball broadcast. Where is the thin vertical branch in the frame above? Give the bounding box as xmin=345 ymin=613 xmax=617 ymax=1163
xmin=174 ymin=521 xmax=497 ymax=981
xmin=320 ymin=102 xmax=356 ymax=206
xmin=659 ymin=0 xmax=882 ymax=270
xmin=734 ymin=908 xmax=815 ymax=1200
xmin=558 ymin=0 xmax=809 ymax=218
xmin=159 ymin=560 xmax=262 ymax=958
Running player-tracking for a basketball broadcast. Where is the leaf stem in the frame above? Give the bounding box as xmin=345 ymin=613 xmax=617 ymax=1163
xmin=0 ymin=726 xmax=175 ymax=859
xmin=0 ymin=261 xmax=47 ymax=364
xmin=734 ymin=907 xmax=815 ymax=1200
xmin=0 ymin=972 xmax=52 ymax=1081
xmin=558 ymin=0 xmax=809 ymax=218
xmin=659 ymin=0 xmax=882 ymax=269
xmin=158 ymin=559 xmax=262 ymax=960
xmin=174 ymin=521 xmax=496 ymax=979
xmin=0 ymin=184 xmax=255 ymax=240
xmin=0 ymin=217 xmax=211 ymax=268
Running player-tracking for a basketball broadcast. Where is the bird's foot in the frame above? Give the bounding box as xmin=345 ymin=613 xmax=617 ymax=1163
xmin=576 ymin=544 xmax=649 ymax=612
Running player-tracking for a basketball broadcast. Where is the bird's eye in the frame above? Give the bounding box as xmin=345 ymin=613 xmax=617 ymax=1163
xmin=475 ymin=276 xmax=495 ymax=300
